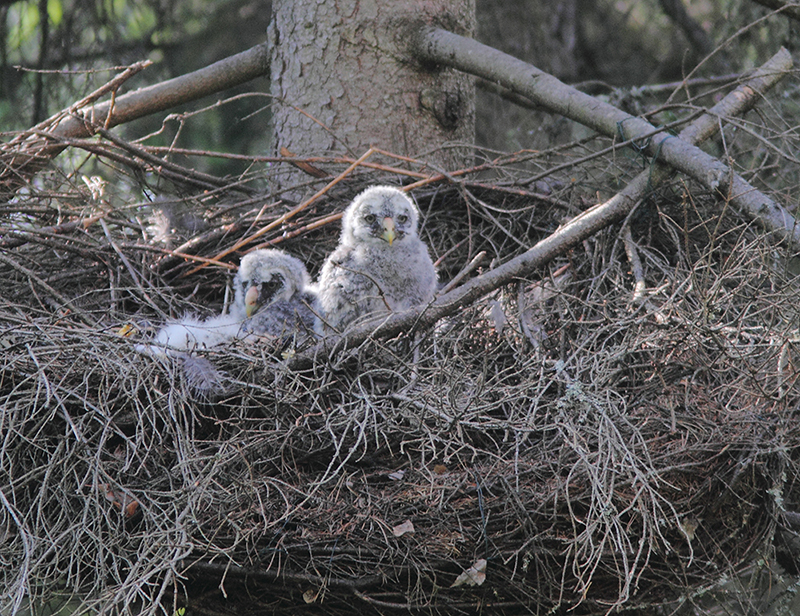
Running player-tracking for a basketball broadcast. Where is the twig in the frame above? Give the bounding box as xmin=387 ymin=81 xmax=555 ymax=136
xmin=1 ymin=43 xmax=269 ymax=190
xmin=185 ymin=560 xmax=383 ymax=591
xmin=750 ymin=0 xmax=800 ymax=21
xmin=6 ymin=60 xmax=151 ymax=143
xmin=98 ymin=218 xmax=166 ymax=317
xmin=0 ymin=213 xmax=104 ymax=249
xmin=621 ymin=222 xmax=647 ymax=303
xmin=95 ymin=127 xmax=257 ymax=194
xmin=185 ymin=147 xmax=378 ymax=276
xmin=251 ymin=211 xmax=344 ymax=250
xmin=0 ymin=252 xmax=94 ymax=326
xmin=439 ymin=251 xmax=486 ymax=294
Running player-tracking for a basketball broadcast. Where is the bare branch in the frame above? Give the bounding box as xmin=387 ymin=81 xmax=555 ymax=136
xmin=0 ymin=43 xmax=269 ymax=191
xmin=749 ymin=0 xmax=800 ymax=21
xmin=409 ymin=27 xmax=798 ymax=248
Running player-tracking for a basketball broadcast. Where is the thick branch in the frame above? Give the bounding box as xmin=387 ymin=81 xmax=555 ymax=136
xmin=296 ymin=46 xmax=791 ymax=365
xmin=1 ymin=43 xmax=269 ymax=191
xmin=410 ymin=27 xmax=799 ymax=248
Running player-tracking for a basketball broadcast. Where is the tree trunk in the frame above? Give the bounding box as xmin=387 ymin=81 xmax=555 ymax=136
xmin=268 ymin=0 xmax=475 ymax=190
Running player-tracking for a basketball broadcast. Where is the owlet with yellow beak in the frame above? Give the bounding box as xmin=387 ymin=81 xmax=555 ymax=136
xmin=316 ymin=185 xmax=438 ymax=332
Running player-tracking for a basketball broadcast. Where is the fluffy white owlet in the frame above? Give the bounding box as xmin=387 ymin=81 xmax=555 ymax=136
xmin=316 ymin=186 xmax=437 ymax=332
xmin=144 ymin=248 xmax=320 ymax=353
xmin=235 ymin=248 xmax=322 ymax=341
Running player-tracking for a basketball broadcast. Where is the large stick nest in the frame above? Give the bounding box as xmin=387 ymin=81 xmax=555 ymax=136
xmin=2 ymin=94 xmax=800 ymax=616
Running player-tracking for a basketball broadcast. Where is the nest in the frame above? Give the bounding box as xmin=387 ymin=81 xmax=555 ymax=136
xmin=2 ymin=122 xmax=800 ymax=616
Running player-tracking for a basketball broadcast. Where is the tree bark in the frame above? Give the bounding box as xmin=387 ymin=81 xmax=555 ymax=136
xmin=268 ymin=0 xmax=475 ymax=191
xmin=409 ymin=27 xmax=800 ymax=248
xmin=296 ymin=46 xmax=791 ymax=363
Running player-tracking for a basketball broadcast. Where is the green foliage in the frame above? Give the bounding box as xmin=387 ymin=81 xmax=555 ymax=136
xmin=7 ymin=2 xmax=41 ymax=55
xmin=48 ymin=0 xmax=63 ymax=27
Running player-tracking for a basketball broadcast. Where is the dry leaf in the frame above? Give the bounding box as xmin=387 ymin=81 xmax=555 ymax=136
xmin=681 ymin=517 xmax=699 ymax=542
xmin=451 ymin=558 xmax=487 ymax=587
xmin=115 ymin=323 xmax=138 ymax=337
xmin=433 ymin=464 xmax=448 ymax=474
xmin=280 ymin=147 xmax=329 ymax=178
xmin=392 ymin=519 xmax=415 ymax=537
xmin=302 ymin=589 xmax=318 ymax=604
xmin=99 ymin=483 xmax=140 ymax=518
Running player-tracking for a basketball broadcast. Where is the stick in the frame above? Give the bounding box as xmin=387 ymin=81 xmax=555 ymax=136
xmin=184 ymin=148 xmax=378 ymax=276
xmin=1 ymin=44 xmax=269 ymax=191
xmin=750 ymin=0 xmax=800 ymax=21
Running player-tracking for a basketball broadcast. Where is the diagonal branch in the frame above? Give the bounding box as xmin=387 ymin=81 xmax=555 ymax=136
xmin=409 ymin=27 xmax=799 ymax=248
xmin=1 ymin=43 xmax=269 ymax=192
xmin=294 ymin=45 xmax=792 ymax=366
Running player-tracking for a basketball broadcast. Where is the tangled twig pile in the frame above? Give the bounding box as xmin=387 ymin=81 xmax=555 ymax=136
xmin=2 ymin=71 xmax=800 ymax=616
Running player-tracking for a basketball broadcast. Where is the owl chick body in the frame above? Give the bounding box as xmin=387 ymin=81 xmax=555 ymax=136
xmin=150 ymin=311 xmax=244 ymax=352
xmin=317 ymin=186 xmax=437 ymax=332
xmin=235 ymin=248 xmax=322 ymax=342
xmin=142 ymin=248 xmax=320 ymax=355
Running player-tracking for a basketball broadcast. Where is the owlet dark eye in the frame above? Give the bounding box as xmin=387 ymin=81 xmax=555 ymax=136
xmin=397 ymin=214 xmax=409 ymax=224
xmin=364 ymin=214 xmax=376 ymax=224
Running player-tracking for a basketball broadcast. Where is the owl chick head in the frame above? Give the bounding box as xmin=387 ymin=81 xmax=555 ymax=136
xmin=235 ymin=249 xmax=311 ymax=318
xmin=342 ymin=186 xmax=420 ymax=248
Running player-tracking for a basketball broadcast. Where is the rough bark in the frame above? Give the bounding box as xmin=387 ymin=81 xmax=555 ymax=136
xmin=409 ymin=27 xmax=800 ymax=248
xmin=296 ymin=46 xmax=792 ymax=364
xmin=268 ymin=0 xmax=475 ymax=190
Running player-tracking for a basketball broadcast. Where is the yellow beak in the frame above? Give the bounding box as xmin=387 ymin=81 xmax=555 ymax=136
xmin=244 ymin=285 xmax=259 ymax=317
xmin=382 ymin=217 xmax=396 ymax=246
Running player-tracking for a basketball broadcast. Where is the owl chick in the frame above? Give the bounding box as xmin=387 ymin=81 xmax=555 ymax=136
xmin=235 ymin=248 xmax=322 ymax=342
xmin=142 ymin=248 xmax=320 ymax=354
xmin=316 ymin=186 xmax=437 ymax=332
xmin=147 ymin=311 xmax=242 ymax=353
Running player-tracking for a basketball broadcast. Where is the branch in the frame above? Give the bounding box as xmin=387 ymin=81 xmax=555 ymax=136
xmin=294 ymin=46 xmax=791 ymax=365
xmin=749 ymin=0 xmax=800 ymax=21
xmin=409 ymin=27 xmax=799 ymax=248
xmin=1 ymin=43 xmax=269 ymax=191
xmin=185 ymin=560 xmax=382 ymax=592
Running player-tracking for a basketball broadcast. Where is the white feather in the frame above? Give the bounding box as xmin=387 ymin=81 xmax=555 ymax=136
xmin=140 ymin=311 xmax=243 ymax=355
